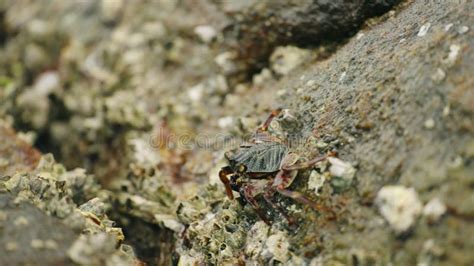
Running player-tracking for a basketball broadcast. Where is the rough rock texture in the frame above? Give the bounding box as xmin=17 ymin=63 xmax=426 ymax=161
xmin=0 ymin=192 xmax=76 ymax=265
xmin=0 ymin=0 xmax=473 ymax=265
xmin=0 ymin=127 xmax=139 ymax=265
xmin=220 ymin=0 xmax=401 ymax=79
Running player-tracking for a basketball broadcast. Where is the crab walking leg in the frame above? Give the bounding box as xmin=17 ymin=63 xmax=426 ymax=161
xmin=219 ymin=166 xmax=234 ymax=200
xmin=263 ymin=184 xmax=295 ymax=225
xmin=275 ymin=185 xmax=326 ymax=212
xmin=241 ymin=185 xmax=271 ymax=225
xmin=282 ymin=155 xmax=326 ymax=171
xmin=258 ymin=108 xmax=282 ymax=132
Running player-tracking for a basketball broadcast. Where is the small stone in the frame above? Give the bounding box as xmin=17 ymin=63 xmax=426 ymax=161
xmin=296 ymin=87 xmax=305 ymax=94
xmin=356 ymin=33 xmax=365 ymax=40
xmin=234 ymin=83 xmax=249 ymax=94
xmin=129 ymin=138 xmax=160 ymax=167
xmin=194 ymin=25 xmax=217 ymax=43
xmin=5 ymin=242 xmax=18 ymax=251
xmin=442 ymin=105 xmax=450 ymax=117
xmin=215 ymin=51 xmax=237 ymax=74
xmin=27 ymin=19 xmax=53 ymax=37
xmin=252 ymin=68 xmax=273 ymax=86
xmin=306 ymin=79 xmax=316 ymax=88
xmin=339 ymin=72 xmax=346 ymax=82
xmin=328 ymin=157 xmax=356 ymax=191
xmin=270 ymin=46 xmax=311 ymax=76
xmin=430 ymin=68 xmax=446 ymax=83
xmin=376 ymin=186 xmax=423 ymax=234
xmin=315 ymin=141 xmax=329 ymax=149
xmin=417 ymin=22 xmax=431 ymax=37
xmin=443 ymin=44 xmax=461 ymax=66
xmin=34 ymin=71 xmax=60 ymax=95
xmin=154 ymin=214 xmax=185 ymax=233
xmin=448 ymin=156 xmax=463 ymax=169
xmin=31 ymin=239 xmax=45 ymax=249
xmin=444 ymin=23 xmax=453 ymax=32
xmin=245 ymin=221 xmax=270 ymax=260
xmin=308 ymin=170 xmax=326 ymax=195
xmin=0 ymin=211 xmax=7 ymax=222
xmin=276 ymin=89 xmax=287 ymax=96
xmin=101 ymin=0 xmax=124 ymax=21
xmin=218 ymin=116 xmax=234 ymax=129
xmin=264 ymin=231 xmax=290 ymax=262
xmin=423 ymin=198 xmax=447 ymax=223
xmin=188 ymin=84 xmax=204 ymax=102
xmin=45 ymin=239 xmax=59 ymax=250
xmin=424 ymin=118 xmax=435 ymax=129
xmin=13 ymin=216 xmax=29 ymax=226
xmin=457 ymin=25 xmax=469 ymax=34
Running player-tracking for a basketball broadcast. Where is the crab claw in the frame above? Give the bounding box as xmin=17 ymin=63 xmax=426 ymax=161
xmin=219 ymin=167 xmax=234 ymax=200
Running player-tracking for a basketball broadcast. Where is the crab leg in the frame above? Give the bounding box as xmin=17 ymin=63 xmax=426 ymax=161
xmin=254 ymin=108 xmax=284 ymax=143
xmin=241 ymin=185 xmax=271 ymax=225
xmin=276 ymin=186 xmax=320 ymax=210
xmin=219 ymin=166 xmax=234 ymax=200
xmin=263 ymin=184 xmax=295 ymax=225
xmin=258 ymin=108 xmax=282 ymax=132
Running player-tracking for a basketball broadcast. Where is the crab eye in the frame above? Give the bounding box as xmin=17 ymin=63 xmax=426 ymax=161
xmin=237 ymin=164 xmax=247 ymax=173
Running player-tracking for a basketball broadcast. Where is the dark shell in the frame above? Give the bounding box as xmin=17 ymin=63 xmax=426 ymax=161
xmin=227 ymin=142 xmax=288 ymax=173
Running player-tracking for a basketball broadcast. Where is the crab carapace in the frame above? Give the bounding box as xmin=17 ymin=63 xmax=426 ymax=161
xmin=219 ymin=109 xmax=329 ymax=225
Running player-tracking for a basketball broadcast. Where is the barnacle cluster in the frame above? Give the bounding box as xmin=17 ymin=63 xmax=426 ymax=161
xmin=0 ymin=154 xmax=137 ymax=264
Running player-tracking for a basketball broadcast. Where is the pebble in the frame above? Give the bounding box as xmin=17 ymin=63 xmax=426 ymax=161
xmin=0 ymin=211 xmax=7 ymax=222
xmin=444 ymin=44 xmax=461 ymax=66
xmin=31 ymin=239 xmax=45 ymax=249
xmin=423 ymin=198 xmax=447 ymax=223
xmin=339 ymin=72 xmax=346 ymax=82
xmin=430 ymin=68 xmax=446 ymax=83
xmin=34 ymin=71 xmax=60 ymax=95
xmin=444 ymin=23 xmax=453 ymax=32
xmin=264 ymin=231 xmax=290 ymax=262
xmin=218 ymin=116 xmax=234 ymax=129
xmin=417 ymin=23 xmax=431 ymax=37
xmin=194 ymin=25 xmax=217 ymax=43
xmin=306 ymin=79 xmax=316 ymax=88
xmin=188 ymin=84 xmax=204 ymax=102
xmin=270 ymin=46 xmax=310 ymax=76
xmin=424 ymin=118 xmax=435 ymax=129
xmin=215 ymin=51 xmax=237 ymax=74
xmin=101 ymin=0 xmax=124 ymax=21
xmin=376 ymin=186 xmax=422 ymax=234
xmin=253 ymin=68 xmax=273 ymax=86
xmin=457 ymin=25 xmax=469 ymax=34
xmin=328 ymin=157 xmax=356 ymax=192
xmin=45 ymin=239 xmax=59 ymax=250
xmin=442 ymin=105 xmax=450 ymax=117
xmin=5 ymin=242 xmax=18 ymax=251
xmin=308 ymin=170 xmax=326 ymax=195
xmin=13 ymin=216 xmax=29 ymax=226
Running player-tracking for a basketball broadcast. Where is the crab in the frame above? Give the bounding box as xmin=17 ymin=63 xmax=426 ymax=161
xmin=219 ymin=109 xmax=329 ymax=225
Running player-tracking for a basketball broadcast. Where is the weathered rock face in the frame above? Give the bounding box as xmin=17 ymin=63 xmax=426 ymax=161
xmin=270 ymin=0 xmax=474 ymax=264
xmin=219 ymin=0 xmax=401 ymax=78
xmin=0 ymin=193 xmax=77 ymax=265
